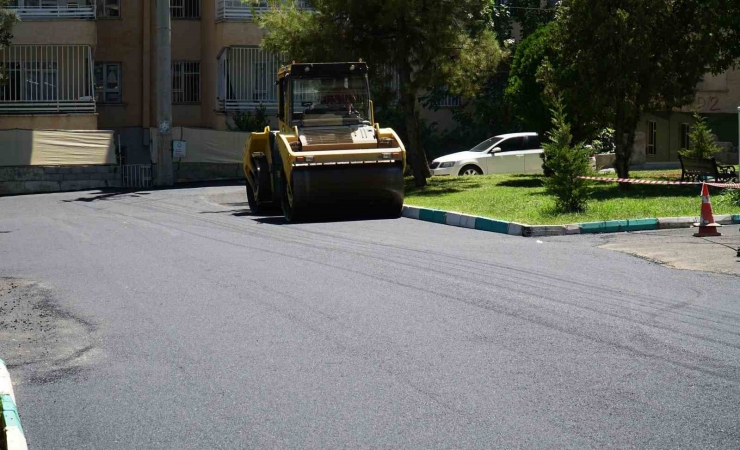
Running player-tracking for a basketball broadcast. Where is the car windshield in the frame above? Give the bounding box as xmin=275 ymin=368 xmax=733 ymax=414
xmin=292 ymin=74 xmax=371 ymax=127
xmin=469 ymin=136 xmax=504 ymax=152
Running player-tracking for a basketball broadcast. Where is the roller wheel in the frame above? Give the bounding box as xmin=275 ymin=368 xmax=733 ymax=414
xmin=281 ymin=180 xmax=304 ymax=223
xmin=246 ymin=181 xmax=262 ymax=215
xmin=384 ymin=200 xmax=404 ymax=219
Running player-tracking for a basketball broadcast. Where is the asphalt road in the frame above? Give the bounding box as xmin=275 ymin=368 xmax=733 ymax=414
xmin=1 ymin=185 xmax=739 ymax=449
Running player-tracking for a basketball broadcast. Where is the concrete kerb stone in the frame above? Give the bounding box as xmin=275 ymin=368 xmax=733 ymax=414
xmin=0 ymin=359 xmax=14 ymax=405
xmin=401 ymin=205 xmax=421 ymax=220
xmin=0 ymin=359 xmax=28 ymax=450
xmin=401 ymin=205 xmax=735 ymax=237
xmin=658 ymin=217 xmax=700 ymax=229
xmin=714 ymin=214 xmax=733 ymax=225
xmin=507 ymin=222 xmax=526 ymax=236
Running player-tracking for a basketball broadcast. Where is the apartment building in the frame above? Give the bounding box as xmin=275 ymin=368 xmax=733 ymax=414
xmin=640 ymin=68 xmax=740 ymax=164
xmin=0 ymin=0 xmax=307 ymax=162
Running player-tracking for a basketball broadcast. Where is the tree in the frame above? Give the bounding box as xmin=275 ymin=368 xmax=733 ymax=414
xmin=0 ymin=1 xmax=18 ymax=87
xmin=552 ymin=0 xmax=740 ymax=179
xmin=226 ymin=105 xmax=270 ymax=132
xmin=256 ymin=0 xmax=506 ymax=187
xmin=491 ymin=0 xmax=557 ymax=42
xmin=542 ymin=96 xmax=592 ymax=212
xmin=504 ymin=24 xmax=554 ymax=139
xmin=678 ymin=113 xmax=722 ymax=160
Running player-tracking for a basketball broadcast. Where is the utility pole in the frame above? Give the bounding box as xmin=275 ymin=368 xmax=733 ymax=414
xmin=155 ymin=0 xmax=174 ymax=186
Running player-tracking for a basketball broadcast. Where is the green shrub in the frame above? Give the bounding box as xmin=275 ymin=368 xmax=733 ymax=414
xmin=227 ymin=104 xmax=269 ymax=132
xmin=590 ymin=127 xmax=615 ymax=154
xmin=678 ymin=112 xmax=722 ymax=160
xmin=715 ymin=189 xmax=740 ymax=208
xmin=542 ymin=97 xmax=592 ymax=212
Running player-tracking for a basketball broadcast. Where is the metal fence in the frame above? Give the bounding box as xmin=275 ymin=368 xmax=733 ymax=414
xmin=121 ymin=164 xmax=153 ymax=189
xmin=6 ymin=1 xmax=96 ymax=20
xmin=215 ymin=0 xmax=310 ymax=22
xmin=0 ymin=45 xmax=96 ymax=114
xmin=218 ymin=47 xmax=281 ymax=111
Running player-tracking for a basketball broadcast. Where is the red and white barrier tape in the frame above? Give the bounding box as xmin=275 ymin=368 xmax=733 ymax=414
xmin=578 ymin=176 xmax=740 ymax=189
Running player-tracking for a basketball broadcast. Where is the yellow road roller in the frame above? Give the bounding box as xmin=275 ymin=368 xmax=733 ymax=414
xmin=242 ymin=62 xmax=406 ymax=222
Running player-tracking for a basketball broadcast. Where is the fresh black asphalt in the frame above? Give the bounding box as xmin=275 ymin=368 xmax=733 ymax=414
xmin=1 ymin=185 xmax=739 ymax=449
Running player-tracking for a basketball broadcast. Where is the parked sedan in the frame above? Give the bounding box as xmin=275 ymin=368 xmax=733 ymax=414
xmin=429 ymin=132 xmax=544 ymax=176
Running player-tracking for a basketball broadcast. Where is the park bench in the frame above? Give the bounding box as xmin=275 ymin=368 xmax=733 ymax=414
xmin=678 ymin=154 xmax=737 ymax=183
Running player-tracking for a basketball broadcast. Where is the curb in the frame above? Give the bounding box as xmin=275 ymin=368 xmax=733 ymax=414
xmin=0 ymin=359 xmax=28 ymax=450
xmin=401 ymin=205 xmax=740 ymax=238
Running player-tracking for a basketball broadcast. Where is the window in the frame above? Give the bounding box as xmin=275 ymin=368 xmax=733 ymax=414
xmin=171 ymin=0 xmax=200 ymax=19
xmin=94 ymin=62 xmax=121 ymax=103
xmin=96 ymin=0 xmax=119 ymax=17
xmin=524 ymin=135 xmax=541 ymax=150
xmin=680 ymin=123 xmax=690 ymax=150
xmin=439 ymin=95 xmax=462 ymax=108
xmin=172 ymin=61 xmax=200 ymax=103
xmin=497 ymin=137 xmax=525 ymax=153
xmin=647 ymin=121 xmax=657 ymax=156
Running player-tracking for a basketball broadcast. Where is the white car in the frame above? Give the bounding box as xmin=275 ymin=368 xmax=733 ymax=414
xmin=430 ymin=132 xmax=544 ymax=176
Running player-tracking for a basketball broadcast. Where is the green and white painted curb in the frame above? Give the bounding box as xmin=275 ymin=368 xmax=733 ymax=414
xmin=402 ymin=206 xmax=740 ymax=237
xmin=0 ymin=359 xmax=28 ymax=450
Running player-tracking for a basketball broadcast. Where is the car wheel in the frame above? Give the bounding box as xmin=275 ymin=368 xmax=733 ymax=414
xmin=459 ymin=165 xmax=482 ymax=176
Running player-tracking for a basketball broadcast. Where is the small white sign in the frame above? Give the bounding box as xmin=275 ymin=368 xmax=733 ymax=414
xmin=172 ymin=140 xmax=187 ymax=158
xmin=159 ymin=119 xmax=171 ymax=134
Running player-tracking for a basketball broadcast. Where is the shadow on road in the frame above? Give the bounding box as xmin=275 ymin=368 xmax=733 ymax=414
xmin=61 ymin=180 xmax=245 ymax=203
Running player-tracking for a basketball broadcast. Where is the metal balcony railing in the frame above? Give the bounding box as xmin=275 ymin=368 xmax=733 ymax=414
xmin=215 ymin=0 xmax=310 ymax=22
xmin=217 ymin=47 xmax=281 ymax=111
xmin=6 ymin=1 xmax=96 ymax=20
xmin=0 ymin=45 xmax=96 ymax=114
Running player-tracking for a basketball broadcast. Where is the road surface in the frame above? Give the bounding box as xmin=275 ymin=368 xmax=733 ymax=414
xmin=1 ymin=185 xmax=739 ymax=449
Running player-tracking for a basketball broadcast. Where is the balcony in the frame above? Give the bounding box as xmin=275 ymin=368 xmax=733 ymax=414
xmin=6 ymin=1 xmax=95 ymax=20
xmin=217 ymin=47 xmax=281 ymax=111
xmin=0 ymin=45 xmax=96 ymax=114
xmin=216 ymin=0 xmax=310 ymax=22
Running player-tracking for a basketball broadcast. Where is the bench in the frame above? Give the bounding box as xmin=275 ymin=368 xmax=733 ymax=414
xmin=678 ymin=154 xmax=737 ymax=183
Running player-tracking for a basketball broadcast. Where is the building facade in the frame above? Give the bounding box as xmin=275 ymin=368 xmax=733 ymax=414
xmin=639 ymin=69 xmax=740 ymax=165
xmin=0 ymin=0 xmax=313 ymax=163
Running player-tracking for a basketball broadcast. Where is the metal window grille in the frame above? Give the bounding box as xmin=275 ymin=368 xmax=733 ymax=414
xmin=216 ymin=0 xmax=310 ymax=22
xmin=6 ymin=0 xmax=95 ymax=19
xmin=94 ymin=62 xmax=121 ymax=103
xmin=0 ymin=45 xmax=95 ymax=114
xmin=171 ymin=0 xmax=200 ymax=18
xmin=95 ymin=0 xmax=119 ymax=18
xmin=647 ymin=121 xmax=657 ymax=155
xmin=218 ymin=48 xmax=280 ymax=111
xmin=172 ymin=61 xmax=200 ymax=104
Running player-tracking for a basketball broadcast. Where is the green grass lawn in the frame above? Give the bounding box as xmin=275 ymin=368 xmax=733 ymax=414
xmin=405 ymin=170 xmax=740 ymax=225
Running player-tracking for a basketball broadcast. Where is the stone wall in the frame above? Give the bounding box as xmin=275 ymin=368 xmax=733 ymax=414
xmin=0 ymin=165 xmax=122 ymax=196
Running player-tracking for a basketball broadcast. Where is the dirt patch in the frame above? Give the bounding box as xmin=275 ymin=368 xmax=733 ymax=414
xmin=0 ymin=278 xmax=99 ymax=386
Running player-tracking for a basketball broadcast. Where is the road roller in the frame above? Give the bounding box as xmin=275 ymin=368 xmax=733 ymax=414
xmin=242 ymin=62 xmax=406 ymax=222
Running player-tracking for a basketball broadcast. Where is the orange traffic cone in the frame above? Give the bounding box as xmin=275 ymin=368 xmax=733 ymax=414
xmin=694 ymin=183 xmax=722 ymax=237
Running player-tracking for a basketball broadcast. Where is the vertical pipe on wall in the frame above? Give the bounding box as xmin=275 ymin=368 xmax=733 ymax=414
xmin=143 ymin=0 xmax=151 ymax=129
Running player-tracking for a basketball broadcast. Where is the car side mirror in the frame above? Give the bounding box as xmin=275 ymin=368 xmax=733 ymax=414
xmin=490 ymin=147 xmax=502 ymax=154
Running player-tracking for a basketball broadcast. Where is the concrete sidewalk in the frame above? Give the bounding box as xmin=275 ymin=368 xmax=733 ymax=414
xmin=577 ymin=226 xmax=740 ymax=276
